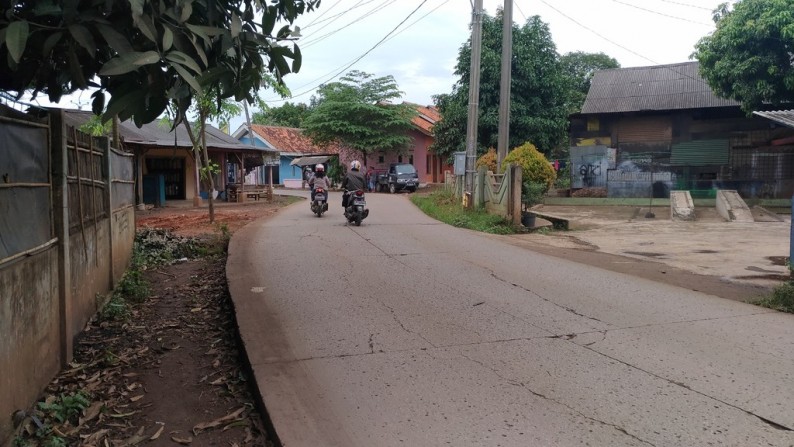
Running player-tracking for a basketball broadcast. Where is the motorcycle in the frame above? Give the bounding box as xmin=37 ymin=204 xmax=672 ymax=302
xmin=343 ymin=189 xmax=369 ymax=226
xmin=310 ymin=187 xmax=329 ymax=217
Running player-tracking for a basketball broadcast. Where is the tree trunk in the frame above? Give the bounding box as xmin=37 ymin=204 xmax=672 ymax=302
xmin=200 ymin=113 xmax=215 ymax=223
xmin=182 ymin=117 xmax=215 ymax=223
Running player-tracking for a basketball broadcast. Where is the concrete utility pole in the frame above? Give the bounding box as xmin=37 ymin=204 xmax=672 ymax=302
xmin=496 ymin=0 xmax=513 ymax=172
xmin=464 ymin=0 xmax=484 ymax=207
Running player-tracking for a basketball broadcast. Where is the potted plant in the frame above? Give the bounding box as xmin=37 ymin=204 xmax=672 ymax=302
xmin=521 ymin=182 xmax=546 ymax=227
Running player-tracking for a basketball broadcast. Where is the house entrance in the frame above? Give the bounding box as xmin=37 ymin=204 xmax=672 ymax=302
xmin=146 ymin=157 xmax=186 ymax=200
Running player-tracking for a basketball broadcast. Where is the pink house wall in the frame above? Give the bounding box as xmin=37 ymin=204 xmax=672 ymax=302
xmin=338 ymin=129 xmax=436 ymax=183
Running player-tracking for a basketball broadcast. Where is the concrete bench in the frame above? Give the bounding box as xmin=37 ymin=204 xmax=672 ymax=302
xmin=529 ymin=211 xmax=570 ymax=230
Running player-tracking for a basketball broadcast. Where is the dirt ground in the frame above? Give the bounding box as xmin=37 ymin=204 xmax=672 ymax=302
xmin=14 ymin=198 xmax=298 ymax=447
xmin=14 ymin=192 xmax=786 ymax=446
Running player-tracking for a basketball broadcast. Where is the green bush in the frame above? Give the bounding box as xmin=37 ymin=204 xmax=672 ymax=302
xmin=501 ymin=142 xmax=557 ymax=192
xmin=476 ymin=148 xmax=497 ymax=173
xmin=755 ymin=281 xmax=794 ymax=313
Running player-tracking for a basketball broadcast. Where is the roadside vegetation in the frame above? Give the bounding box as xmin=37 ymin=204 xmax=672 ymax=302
xmin=754 ymin=280 xmax=794 ymax=314
xmin=14 ymin=226 xmax=269 ymax=447
xmin=411 ymin=189 xmax=516 ymax=235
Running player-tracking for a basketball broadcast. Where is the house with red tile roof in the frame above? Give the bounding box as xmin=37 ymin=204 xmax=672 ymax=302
xmin=232 ymin=124 xmax=345 ymax=187
xmin=336 ymin=103 xmax=450 ymax=185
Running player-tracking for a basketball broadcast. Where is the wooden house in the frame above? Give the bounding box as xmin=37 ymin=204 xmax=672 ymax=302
xmin=569 ymin=61 xmax=794 ymax=199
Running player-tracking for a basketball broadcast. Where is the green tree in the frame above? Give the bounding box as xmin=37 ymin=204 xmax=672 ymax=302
xmin=302 ymin=70 xmax=416 ymax=162
xmin=432 ymin=13 xmax=570 ymax=159
xmin=0 ymin=0 xmax=319 ymax=126
xmin=560 ymin=51 xmax=620 ymax=113
xmin=187 ymin=91 xmax=242 ymax=223
xmin=253 ymin=101 xmax=312 ymax=127
xmin=694 ymin=0 xmax=794 ymax=113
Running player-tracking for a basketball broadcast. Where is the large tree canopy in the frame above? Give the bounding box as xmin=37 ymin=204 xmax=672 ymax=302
xmin=694 ymin=0 xmax=794 ymax=113
xmin=253 ymin=101 xmax=312 ymax=127
xmin=0 ymin=0 xmax=319 ymax=126
xmin=302 ymin=70 xmax=416 ymax=158
xmin=560 ymin=51 xmax=620 ymax=113
xmin=432 ymin=13 xmax=571 ymax=158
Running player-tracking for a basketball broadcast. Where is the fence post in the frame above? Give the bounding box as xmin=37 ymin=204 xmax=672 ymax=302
xmin=790 ymin=195 xmax=793 ymax=278
xmin=50 ymin=110 xmax=73 ymax=365
xmin=511 ymin=164 xmax=522 ymax=226
xmin=103 ymin=137 xmax=114 ymax=288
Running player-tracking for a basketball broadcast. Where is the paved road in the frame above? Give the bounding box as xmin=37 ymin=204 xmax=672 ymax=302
xmin=227 ymin=191 xmax=794 ymax=447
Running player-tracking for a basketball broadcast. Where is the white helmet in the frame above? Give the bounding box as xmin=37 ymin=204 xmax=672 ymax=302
xmin=315 ymin=164 xmax=325 ymax=172
xmin=350 ymin=160 xmax=361 ymax=171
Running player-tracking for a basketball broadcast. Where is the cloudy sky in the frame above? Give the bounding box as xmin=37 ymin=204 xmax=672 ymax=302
xmin=11 ymin=0 xmax=730 ymax=128
xmin=259 ymin=0 xmax=728 ymax=110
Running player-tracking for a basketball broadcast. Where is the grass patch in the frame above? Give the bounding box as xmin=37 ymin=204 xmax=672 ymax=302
xmin=754 ymin=281 xmax=794 ymax=313
xmin=411 ymin=189 xmax=516 ymax=235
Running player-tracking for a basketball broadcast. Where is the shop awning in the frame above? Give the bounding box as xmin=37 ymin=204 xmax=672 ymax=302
xmin=290 ymin=155 xmax=332 ymax=166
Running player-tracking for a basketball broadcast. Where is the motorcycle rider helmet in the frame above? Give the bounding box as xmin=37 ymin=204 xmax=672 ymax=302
xmin=350 ymin=160 xmax=361 ymax=171
xmin=315 ymin=164 xmax=325 ymax=172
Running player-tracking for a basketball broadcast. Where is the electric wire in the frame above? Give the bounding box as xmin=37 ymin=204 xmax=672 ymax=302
xmin=301 ymin=0 xmax=371 ymax=31
xmin=303 ymin=0 xmax=397 ymax=48
xmin=301 ymin=0 xmax=344 ymax=29
xmin=537 ymin=0 xmax=711 ymax=85
xmin=657 ymin=0 xmax=714 ymax=11
xmin=263 ymin=0 xmax=433 ymax=103
xmin=611 ymin=0 xmax=712 ymax=26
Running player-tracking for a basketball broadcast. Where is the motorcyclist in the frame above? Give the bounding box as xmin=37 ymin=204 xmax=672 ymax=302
xmin=341 ymin=160 xmax=366 ymax=208
xmin=308 ymin=164 xmax=330 ymax=203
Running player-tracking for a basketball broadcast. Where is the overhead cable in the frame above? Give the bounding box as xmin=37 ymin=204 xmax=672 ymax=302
xmin=611 ymin=0 xmax=712 ymax=26
xmin=265 ymin=0 xmax=432 ymax=102
xmin=537 ymin=0 xmax=710 ymax=85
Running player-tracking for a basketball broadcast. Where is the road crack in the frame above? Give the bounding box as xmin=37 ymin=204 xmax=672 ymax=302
xmin=459 ymin=352 xmax=656 ymax=446
xmin=488 ymin=271 xmax=606 ymax=325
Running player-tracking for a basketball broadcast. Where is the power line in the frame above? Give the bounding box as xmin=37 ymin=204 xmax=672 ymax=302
xmin=515 ymin=1 xmax=526 ymax=21
xmin=302 ymin=0 xmax=344 ymax=29
xmin=265 ymin=0 xmax=433 ymax=102
xmin=300 ymin=0 xmax=376 ymax=39
xmin=536 ymin=0 xmax=710 ymax=85
xmin=611 ymin=0 xmax=712 ymax=26
xmin=301 ymin=0 xmax=398 ymax=48
xmin=657 ymin=0 xmax=714 ymax=11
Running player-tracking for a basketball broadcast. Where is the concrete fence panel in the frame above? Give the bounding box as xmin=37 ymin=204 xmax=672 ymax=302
xmin=0 ymin=107 xmax=135 ymax=445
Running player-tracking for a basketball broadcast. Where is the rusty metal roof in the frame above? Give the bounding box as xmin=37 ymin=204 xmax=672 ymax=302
xmin=581 ymin=61 xmax=739 ymax=114
xmin=62 ymin=109 xmax=274 ymax=152
xmin=753 ymin=110 xmax=794 ymax=129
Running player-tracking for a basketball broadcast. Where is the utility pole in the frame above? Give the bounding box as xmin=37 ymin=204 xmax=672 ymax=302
xmin=464 ymin=0 xmax=484 ymax=207
xmin=496 ymin=0 xmax=513 ymax=172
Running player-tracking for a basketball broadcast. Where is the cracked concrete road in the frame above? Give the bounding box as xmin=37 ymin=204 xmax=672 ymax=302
xmin=227 ymin=191 xmax=794 ymax=447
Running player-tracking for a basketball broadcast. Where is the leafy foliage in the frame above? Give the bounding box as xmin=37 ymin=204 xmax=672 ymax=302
xmin=0 ymin=0 xmax=319 ymax=126
xmin=302 ymin=70 xmax=416 ymax=159
xmin=476 ymin=147 xmax=497 ymax=173
xmin=432 ymin=13 xmax=571 ymax=159
xmin=559 ymin=51 xmax=620 ymax=113
xmin=253 ymin=101 xmax=312 ymax=127
xmin=694 ymin=0 xmax=794 ymax=113
xmin=755 ymin=281 xmax=794 ymax=313
xmin=502 ymin=142 xmax=556 ymax=191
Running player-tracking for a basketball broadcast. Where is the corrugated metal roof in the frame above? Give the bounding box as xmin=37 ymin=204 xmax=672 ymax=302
xmin=62 ymin=109 xmax=274 ymax=152
xmin=753 ymin=110 xmax=794 ymax=129
xmin=581 ymin=61 xmax=739 ymax=114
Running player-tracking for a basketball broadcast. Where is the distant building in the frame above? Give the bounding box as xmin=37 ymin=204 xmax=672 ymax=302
xmin=569 ymin=61 xmax=794 ymax=199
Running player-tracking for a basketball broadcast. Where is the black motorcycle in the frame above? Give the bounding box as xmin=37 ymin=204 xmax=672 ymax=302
xmin=343 ymin=189 xmax=369 ymax=226
xmin=310 ymin=187 xmax=328 ymax=217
